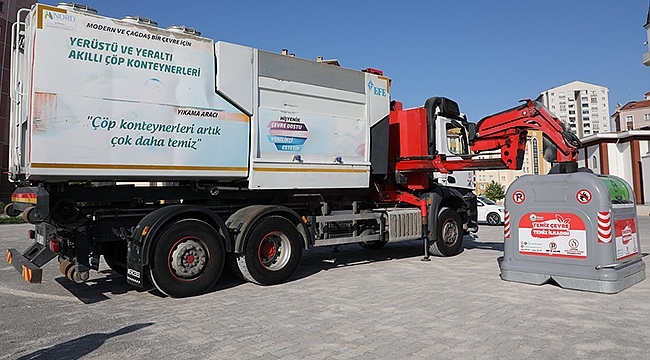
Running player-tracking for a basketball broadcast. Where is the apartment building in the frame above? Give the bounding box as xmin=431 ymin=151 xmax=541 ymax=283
xmin=538 ymin=81 xmax=610 ymax=138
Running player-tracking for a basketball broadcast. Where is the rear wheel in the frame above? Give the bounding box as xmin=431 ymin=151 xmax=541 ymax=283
xmin=429 ymin=209 xmax=463 ymax=257
xmin=486 ymin=212 xmax=501 ymax=226
xmin=150 ymin=219 xmax=224 ymax=297
xmin=235 ymin=216 xmax=302 ymax=285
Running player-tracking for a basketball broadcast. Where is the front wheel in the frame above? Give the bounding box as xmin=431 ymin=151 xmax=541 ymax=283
xmin=234 ymin=216 xmax=302 ymax=285
xmin=150 ymin=219 xmax=225 ymax=297
xmin=429 ymin=209 xmax=463 ymax=257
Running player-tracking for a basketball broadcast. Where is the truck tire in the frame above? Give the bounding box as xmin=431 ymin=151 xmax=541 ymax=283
xmin=150 ymin=219 xmax=225 ymax=297
xmin=429 ymin=209 xmax=463 ymax=257
xmin=235 ymin=216 xmax=302 ymax=285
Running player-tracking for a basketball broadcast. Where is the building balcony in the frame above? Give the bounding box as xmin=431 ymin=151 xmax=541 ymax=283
xmin=643 ymin=51 xmax=650 ymax=66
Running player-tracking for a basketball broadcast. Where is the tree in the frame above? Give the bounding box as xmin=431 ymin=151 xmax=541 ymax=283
xmin=483 ymin=180 xmax=505 ymax=202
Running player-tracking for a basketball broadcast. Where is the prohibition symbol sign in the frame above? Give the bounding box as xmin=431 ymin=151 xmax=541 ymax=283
xmin=512 ymin=190 xmax=526 ymax=204
xmin=576 ymin=189 xmax=592 ymax=205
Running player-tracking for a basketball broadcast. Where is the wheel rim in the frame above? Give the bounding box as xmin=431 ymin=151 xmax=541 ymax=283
xmin=442 ymin=219 xmax=459 ymax=245
xmin=258 ymin=231 xmax=291 ymax=271
xmin=169 ymin=237 xmax=208 ymax=280
xmin=488 ymin=214 xmax=499 ymax=225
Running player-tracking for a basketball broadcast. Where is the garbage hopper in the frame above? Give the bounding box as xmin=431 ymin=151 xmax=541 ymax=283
xmin=499 ymin=172 xmax=646 ymax=293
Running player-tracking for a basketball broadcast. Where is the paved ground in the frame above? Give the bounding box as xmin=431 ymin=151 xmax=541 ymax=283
xmin=1 ymin=212 xmax=649 ymax=359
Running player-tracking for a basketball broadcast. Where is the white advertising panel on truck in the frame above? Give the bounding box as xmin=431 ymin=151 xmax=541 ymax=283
xmin=20 ymin=4 xmax=249 ymax=181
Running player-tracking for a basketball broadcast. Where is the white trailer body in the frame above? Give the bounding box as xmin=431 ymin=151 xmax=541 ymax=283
xmin=10 ymin=4 xmax=389 ymax=190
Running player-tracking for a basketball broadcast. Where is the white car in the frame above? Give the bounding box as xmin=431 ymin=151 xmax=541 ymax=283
xmin=477 ymin=196 xmax=504 ymax=226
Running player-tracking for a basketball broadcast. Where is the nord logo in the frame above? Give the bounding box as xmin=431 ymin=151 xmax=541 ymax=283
xmin=44 ymin=11 xmax=76 ymax=22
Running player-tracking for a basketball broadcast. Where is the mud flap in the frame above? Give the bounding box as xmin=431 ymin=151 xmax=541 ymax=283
xmin=126 ymin=239 xmax=152 ymax=290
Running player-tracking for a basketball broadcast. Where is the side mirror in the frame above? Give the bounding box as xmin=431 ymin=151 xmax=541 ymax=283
xmin=467 ymin=122 xmax=476 ymax=142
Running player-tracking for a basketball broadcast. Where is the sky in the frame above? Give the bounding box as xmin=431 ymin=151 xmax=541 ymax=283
xmin=59 ymin=0 xmax=650 ymax=123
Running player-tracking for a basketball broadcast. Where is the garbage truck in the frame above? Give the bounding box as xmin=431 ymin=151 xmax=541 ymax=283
xmin=4 ymin=3 xmax=582 ymax=297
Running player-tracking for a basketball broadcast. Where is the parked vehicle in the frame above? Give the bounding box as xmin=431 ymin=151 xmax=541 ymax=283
xmin=5 ymin=3 xmax=580 ymax=297
xmin=477 ymin=196 xmax=504 ymax=226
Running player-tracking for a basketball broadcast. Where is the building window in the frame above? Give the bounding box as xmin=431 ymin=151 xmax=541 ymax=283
xmin=582 ymin=110 xmax=589 ymax=114
xmin=569 ymin=110 xmax=575 ymax=115
xmin=582 ymin=103 xmax=589 ymax=108
xmin=626 ymin=115 xmax=634 ymax=122
xmin=592 ymin=156 xmax=597 ymax=168
xmin=644 ymin=114 xmax=650 ymax=121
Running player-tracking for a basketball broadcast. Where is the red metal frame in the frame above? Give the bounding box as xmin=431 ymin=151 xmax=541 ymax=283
xmin=385 ymin=99 xmax=579 ymax=177
xmin=372 ymin=98 xmax=580 ymax=222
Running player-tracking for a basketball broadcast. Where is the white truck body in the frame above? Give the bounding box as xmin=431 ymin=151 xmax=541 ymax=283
xmin=10 ymin=4 xmax=389 ymax=189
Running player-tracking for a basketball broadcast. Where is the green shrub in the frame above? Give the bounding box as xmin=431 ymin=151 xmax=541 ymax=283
xmin=0 ymin=217 xmax=25 ymax=224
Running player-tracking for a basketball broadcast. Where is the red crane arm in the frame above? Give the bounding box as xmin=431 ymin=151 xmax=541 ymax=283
xmin=471 ymin=99 xmax=581 ymax=166
xmin=391 ymin=98 xmax=582 ymax=176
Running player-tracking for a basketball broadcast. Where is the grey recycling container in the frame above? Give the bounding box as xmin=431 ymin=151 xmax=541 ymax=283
xmin=499 ymin=172 xmax=645 ymax=293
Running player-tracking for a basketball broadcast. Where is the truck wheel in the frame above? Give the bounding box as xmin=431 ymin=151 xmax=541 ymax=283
xmin=429 ymin=209 xmax=463 ymax=257
xmin=235 ymin=216 xmax=302 ymax=285
xmin=150 ymin=219 xmax=224 ymax=297
xmin=486 ymin=212 xmax=501 ymax=226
